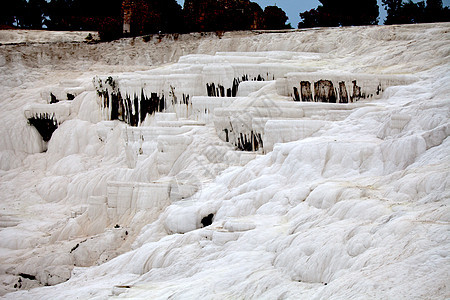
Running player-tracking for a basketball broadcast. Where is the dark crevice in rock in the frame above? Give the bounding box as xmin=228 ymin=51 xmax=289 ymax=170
xmin=300 ymin=81 xmax=313 ymax=102
xmin=207 ymin=74 xmax=266 ymax=97
xmin=293 ymin=87 xmax=300 ymax=101
xmin=351 ymin=80 xmax=364 ymax=102
xmin=70 ymin=239 xmax=87 ymax=254
xmin=207 ymin=83 xmax=227 ymax=97
xmin=100 ymin=89 xmax=168 ymax=127
xmin=28 ymin=113 xmax=58 ymax=142
xmin=314 ymin=80 xmax=337 ymax=103
xmin=376 ymin=84 xmax=382 ymax=96
xmin=70 ymin=243 xmax=79 ymax=253
xmin=232 ymin=78 xmax=239 ymax=96
xmin=236 ymin=131 xmax=263 ymax=151
xmin=50 ymin=93 xmax=59 ymax=104
xmin=338 ymin=81 xmax=348 ymax=103
xmin=97 ymin=76 xmax=184 ymax=126
xmin=293 ymin=80 xmax=370 ymax=103
xmin=224 ymin=128 xmax=229 ymax=142
xmin=201 ymin=214 xmax=214 ymax=227
xmin=181 ymin=93 xmax=190 ymax=105
xmin=19 ymin=273 xmax=36 ymax=281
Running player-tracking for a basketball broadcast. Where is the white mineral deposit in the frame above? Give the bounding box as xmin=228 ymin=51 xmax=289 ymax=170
xmin=0 ymin=23 xmax=448 ymax=299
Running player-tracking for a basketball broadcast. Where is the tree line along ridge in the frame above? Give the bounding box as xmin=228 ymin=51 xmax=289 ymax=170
xmin=1 ymin=0 xmax=448 ymax=41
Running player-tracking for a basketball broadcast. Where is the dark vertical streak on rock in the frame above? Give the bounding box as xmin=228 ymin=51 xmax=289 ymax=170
xmin=351 ymin=80 xmax=361 ymax=102
xmin=207 ymin=74 xmax=267 ymax=97
xmin=50 ymin=93 xmax=58 ymax=104
xmin=232 ymin=78 xmax=239 ymax=97
xmin=339 ymin=81 xmax=348 ymax=103
xmin=182 ymin=93 xmax=190 ymax=105
xmin=207 ymin=83 xmax=216 ymax=97
xmin=128 ymin=95 xmax=139 ymax=127
xmin=110 ymin=93 xmax=121 ymax=120
xmin=314 ymin=80 xmax=336 ymax=103
xmin=28 ymin=113 xmax=58 ymax=142
xmin=140 ymin=90 xmax=148 ymax=123
xmin=236 ymin=131 xmax=262 ymax=151
xmin=125 ymin=97 xmax=131 ymax=124
xmin=376 ymin=84 xmax=382 ymax=96
xmin=104 ymin=88 xmax=167 ymax=126
xmin=300 ymin=81 xmax=312 ymax=102
xmin=293 ymin=87 xmax=300 ymax=101
xmin=254 ymin=132 xmax=263 ymax=150
xmin=224 ymin=128 xmax=229 ymax=142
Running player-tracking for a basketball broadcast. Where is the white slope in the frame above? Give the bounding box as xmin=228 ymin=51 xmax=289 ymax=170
xmin=0 ymin=23 xmax=449 ymax=299
xmin=0 ymin=30 xmax=98 ymax=45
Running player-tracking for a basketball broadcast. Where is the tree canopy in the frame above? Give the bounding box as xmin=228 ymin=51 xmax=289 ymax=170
xmin=121 ymin=0 xmax=184 ymax=36
xmin=382 ymin=0 xmax=450 ymax=24
xmin=0 ymin=0 xmax=27 ymax=28
xmin=262 ymin=6 xmax=291 ymax=30
xmin=298 ymin=0 xmax=450 ymax=28
xmin=298 ymin=0 xmax=379 ymax=28
xmin=2 ymin=0 xmax=450 ymax=37
xmin=1 ymin=0 xmax=291 ymax=37
xmin=184 ymin=0 xmax=263 ymax=32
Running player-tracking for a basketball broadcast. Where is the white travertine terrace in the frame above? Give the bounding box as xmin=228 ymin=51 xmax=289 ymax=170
xmin=0 ymin=23 xmax=449 ymax=299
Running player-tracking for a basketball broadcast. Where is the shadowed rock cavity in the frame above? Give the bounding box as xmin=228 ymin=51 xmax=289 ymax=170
xmin=236 ymin=131 xmax=263 ymax=151
xmin=50 ymin=93 xmax=59 ymax=104
xmin=207 ymin=74 xmax=266 ymax=97
xmin=201 ymin=214 xmax=214 ymax=227
xmin=338 ymin=81 xmax=349 ymax=103
xmin=300 ymin=81 xmax=312 ymax=102
xmin=293 ymin=87 xmax=300 ymax=101
xmin=28 ymin=114 xmax=58 ymax=142
xmin=314 ymin=80 xmax=337 ymax=103
xmin=351 ymin=80 xmax=363 ymax=102
xmin=294 ymin=79 xmax=367 ymax=103
xmin=100 ymin=90 xmax=168 ymax=126
xmin=96 ymin=76 xmax=195 ymax=126
xmin=19 ymin=273 xmax=36 ymax=281
xmin=207 ymin=83 xmax=227 ymax=97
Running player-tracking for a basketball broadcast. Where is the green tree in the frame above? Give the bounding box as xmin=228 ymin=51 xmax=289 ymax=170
xmin=45 ymin=0 xmax=74 ymax=30
xmin=262 ymin=6 xmax=291 ymax=29
xmin=183 ymin=0 xmax=264 ymax=32
xmin=0 ymin=0 xmax=27 ymax=27
xmin=121 ymin=0 xmax=184 ymax=35
xmin=298 ymin=0 xmax=379 ymax=28
xmin=22 ymin=0 xmax=47 ymax=29
xmin=45 ymin=0 xmax=122 ymax=31
xmin=402 ymin=0 xmax=426 ymax=23
xmin=383 ymin=0 xmax=449 ymax=24
xmin=298 ymin=8 xmax=336 ymax=28
xmin=425 ymin=0 xmax=450 ymax=22
xmin=144 ymin=0 xmax=184 ymax=33
xmin=382 ymin=0 xmax=403 ymax=24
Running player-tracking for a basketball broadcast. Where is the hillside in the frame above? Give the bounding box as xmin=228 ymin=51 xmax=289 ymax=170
xmin=0 ymin=24 xmax=449 ymax=299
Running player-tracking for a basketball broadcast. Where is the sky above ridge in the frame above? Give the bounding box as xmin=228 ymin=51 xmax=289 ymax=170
xmin=176 ymin=0 xmax=450 ymax=27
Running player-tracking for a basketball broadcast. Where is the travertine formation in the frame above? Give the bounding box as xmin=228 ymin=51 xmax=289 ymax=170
xmin=0 ymin=24 xmax=448 ymax=299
